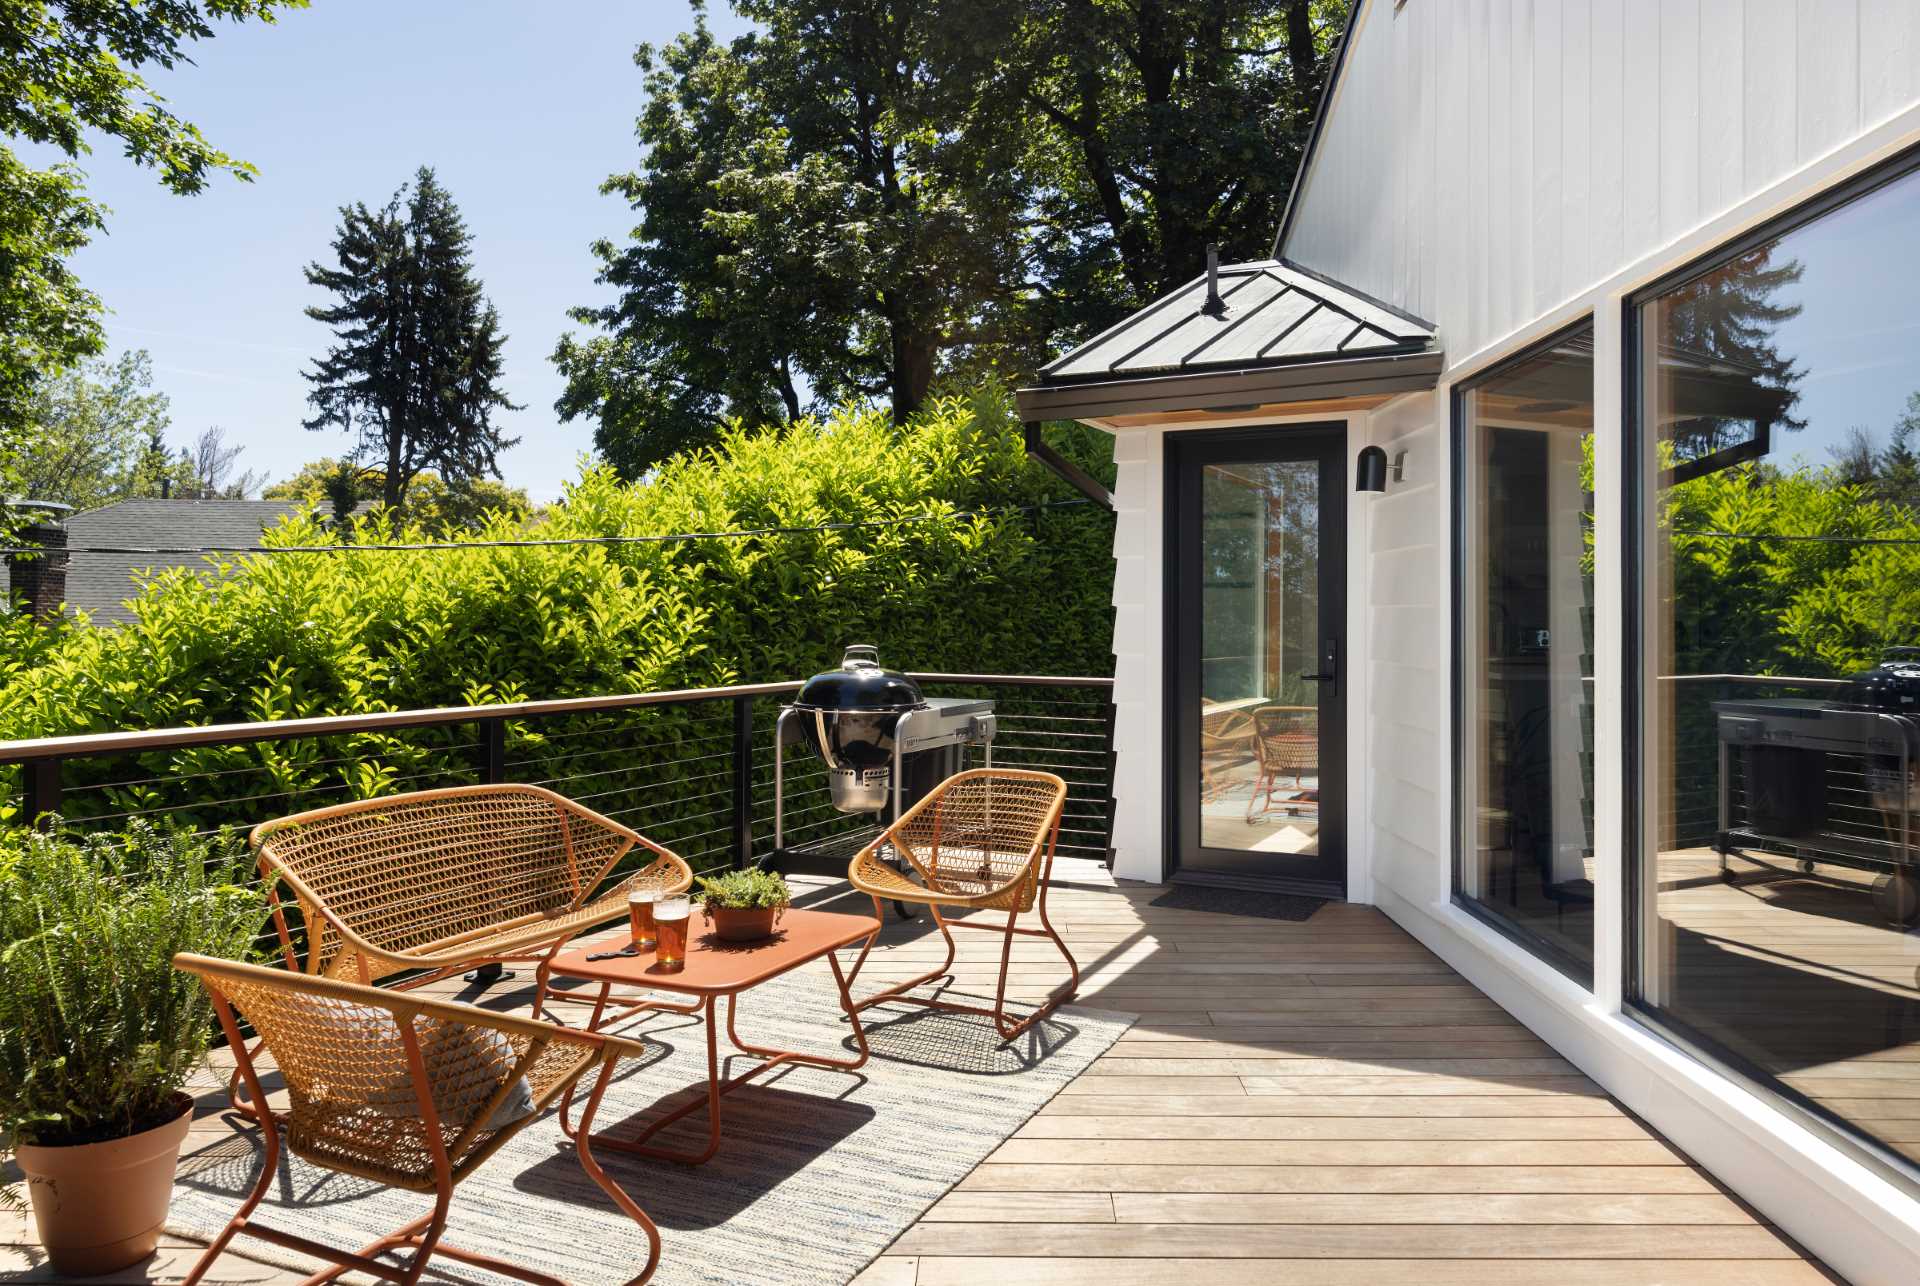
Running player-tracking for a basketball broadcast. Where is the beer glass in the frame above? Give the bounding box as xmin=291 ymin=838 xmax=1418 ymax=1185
xmin=654 ymin=895 xmax=691 ymax=972
xmin=627 ymin=888 xmax=659 ymax=951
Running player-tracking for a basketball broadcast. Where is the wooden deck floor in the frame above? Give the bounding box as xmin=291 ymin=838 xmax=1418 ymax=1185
xmin=2 ymin=861 xmax=1837 ymax=1285
xmin=1652 ymin=849 xmax=1920 ymax=1170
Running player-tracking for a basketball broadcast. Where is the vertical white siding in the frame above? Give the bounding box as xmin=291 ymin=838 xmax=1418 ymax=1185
xmin=1357 ymin=395 xmax=1448 ymax=905
xmin=1105 ymin=429 xmax=1165 ymax=884
xmin=1284 ymin=0 xmax=1920 ymax=361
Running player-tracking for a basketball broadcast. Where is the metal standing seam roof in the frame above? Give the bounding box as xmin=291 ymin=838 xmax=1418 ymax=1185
xmin=1037 ymin=258 xmax=1436 ymax=385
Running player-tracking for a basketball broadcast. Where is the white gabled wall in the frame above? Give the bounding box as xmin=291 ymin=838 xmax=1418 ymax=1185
xmin=1285 ymin=0 xmax=1920 ymax=361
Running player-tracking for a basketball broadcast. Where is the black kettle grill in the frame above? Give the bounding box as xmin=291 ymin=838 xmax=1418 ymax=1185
xmin=1839 ymin=647 xmax=1920 ymax=715
xmin=768 ymin=645 xmax=997 ymax=890
xmin=789 ymin=645 xmax=927 ymax=813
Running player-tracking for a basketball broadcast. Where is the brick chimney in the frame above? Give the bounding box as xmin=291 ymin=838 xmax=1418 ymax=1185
xmin=7 ymin=501 xmax=73 ymax=621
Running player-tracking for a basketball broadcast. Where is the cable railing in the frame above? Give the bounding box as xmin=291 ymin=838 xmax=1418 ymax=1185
xmin=0 ymin=674 xmax=1119 ymax=882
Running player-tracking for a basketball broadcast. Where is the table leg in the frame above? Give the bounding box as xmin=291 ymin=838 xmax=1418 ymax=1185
xmin=725 ymin=950 xmax=871 ymax=1072
xmin=587 ymin=995 xmax=725 ymax=1166
xmin=585 ymin=953 xmax=874 ymax=1165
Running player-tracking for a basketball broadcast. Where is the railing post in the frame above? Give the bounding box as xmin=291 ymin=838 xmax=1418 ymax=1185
xmin=732 ymin=695 xmax=755 ymax=869
xmin=481 ymin=717 xmax=506 ymax=784
xmin=24 ymin=757 xmax=61 ymax=827
xmin=471 ymin=719 xmax=508 ymax=986
xmin=1100 ymin=692 xmax=1119 ymax=869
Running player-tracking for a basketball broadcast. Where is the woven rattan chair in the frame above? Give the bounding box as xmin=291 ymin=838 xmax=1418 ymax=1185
xmin=252 ymin=783 xmax=692 ymax=999
xmin=1245 ymin=704 xmax=1318 ymax=823
xmin=1200 ymin=706 xmax=1257 ymax=802
xmin=175 ymin=953 xmax=661 ymax=1286
xmin=842 ymin=768 xmax=1076 ymax=1040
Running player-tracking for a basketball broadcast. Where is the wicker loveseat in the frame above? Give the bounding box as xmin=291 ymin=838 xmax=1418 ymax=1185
xmin=252 ymin=783 xmax=693 ymax=995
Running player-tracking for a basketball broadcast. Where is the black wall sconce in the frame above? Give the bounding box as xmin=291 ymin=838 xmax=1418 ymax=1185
xmin=1355 ymin=446 xmax=1407 ymax=493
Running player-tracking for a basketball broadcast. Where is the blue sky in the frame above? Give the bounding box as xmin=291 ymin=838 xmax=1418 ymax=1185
xmin=44 ymin=0 xmax=751 ymax=502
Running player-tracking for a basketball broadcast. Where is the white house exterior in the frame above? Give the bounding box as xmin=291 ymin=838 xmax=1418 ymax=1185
xmin=1019 ymin=2 xmax=1920 ymax=1280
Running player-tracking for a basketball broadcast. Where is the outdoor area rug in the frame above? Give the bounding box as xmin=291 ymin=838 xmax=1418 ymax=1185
xmin=1150 ymin=883 xmax=1330 ymax=920
xmin=166 ymin=969 xmax=1132 ymax=1286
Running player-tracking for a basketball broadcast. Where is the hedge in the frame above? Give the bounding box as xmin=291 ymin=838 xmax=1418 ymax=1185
xmin=0 ymin=390 xmax=1117 ymax=866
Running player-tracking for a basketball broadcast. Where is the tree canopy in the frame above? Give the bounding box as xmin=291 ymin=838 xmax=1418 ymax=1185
xmin=0 ymin=0 xmax=302 ymax=456
xmin=557 ymin=0 xmax=1347 ymax=478
xmin=304 ymin=166 xmax=520 ymax=510
xmin=264 ymin=457 xmax=532 ymax=532
xmin=11 ymin=350 xmax=204 ymax=508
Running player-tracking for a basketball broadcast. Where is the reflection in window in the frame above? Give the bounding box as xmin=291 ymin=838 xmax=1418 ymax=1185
xmin=1198 ymin=463 xmax=1322 ymax=856
xmin=1636 ymin=158 xmax=1920 ymax=1171
xmin=1456 ymin=324 xmax=1596 ymax=979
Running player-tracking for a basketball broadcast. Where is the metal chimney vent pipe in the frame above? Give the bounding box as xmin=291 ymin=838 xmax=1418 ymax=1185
xmin=1201 ymin=243 xmax=1226 ymax=318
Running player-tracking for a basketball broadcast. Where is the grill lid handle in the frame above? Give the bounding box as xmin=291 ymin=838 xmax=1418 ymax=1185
xmin=842 ymin=643 xmax=881 ymax=670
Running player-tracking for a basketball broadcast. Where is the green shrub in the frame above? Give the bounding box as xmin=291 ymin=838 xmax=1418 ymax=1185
xmin=0 ymin=390 xmax=1115 ymax=863
xmin=0 ymin=820 xmax=268 ymax=1147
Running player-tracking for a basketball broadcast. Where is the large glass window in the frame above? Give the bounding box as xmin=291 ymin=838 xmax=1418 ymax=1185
xmin=1633 ymin=154 xmax=1920 ymax=1173
xmin=1455 ymin=323 xmax=1597 ymax=981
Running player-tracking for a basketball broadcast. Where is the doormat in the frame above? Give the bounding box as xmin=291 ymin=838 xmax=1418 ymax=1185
xmin=1150 ymin=884 xmax=1330 ymax=920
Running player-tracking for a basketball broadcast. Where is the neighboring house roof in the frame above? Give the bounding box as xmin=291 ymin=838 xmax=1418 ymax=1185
xmin=63 ymin=499 xmax=305 ymax=625
xmin=1016 ymin=257 xmax=1440 ymax=424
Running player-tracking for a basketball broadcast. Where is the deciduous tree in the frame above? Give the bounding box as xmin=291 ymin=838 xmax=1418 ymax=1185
xmin=13 ymin=350 xmax=192 ymax=508
xmin=557 ymin=0 xmax=1346 ymax=477
xmin=0 ymin=0 xmax=302 ymax=446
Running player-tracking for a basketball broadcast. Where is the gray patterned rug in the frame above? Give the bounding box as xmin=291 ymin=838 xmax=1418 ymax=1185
xmin=166 ymin=970 xmax=1131 ymax=1286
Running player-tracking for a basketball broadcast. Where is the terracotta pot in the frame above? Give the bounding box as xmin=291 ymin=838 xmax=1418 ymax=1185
xmin=15 ymin=1091 xmax=194 ymax=1277
xmin=707 ymin=904 xmax=782 ymax=942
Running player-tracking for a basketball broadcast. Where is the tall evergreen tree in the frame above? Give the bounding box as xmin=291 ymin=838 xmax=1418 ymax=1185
xmin=303 ymin=167 xmax=519 ymax=511
xmin=1658 ymin=245 xmax=1807 ymax=461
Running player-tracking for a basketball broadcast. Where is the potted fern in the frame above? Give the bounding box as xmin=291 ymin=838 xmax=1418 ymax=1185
xmin=0 ymin=819 xmax=266 ymax=1276
xmin=695 ymin=869 xmax=792 ymax=942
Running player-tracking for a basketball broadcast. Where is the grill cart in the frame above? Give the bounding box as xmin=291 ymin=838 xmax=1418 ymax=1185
xmin=1714 ymin=650 xmax=1920 ymax=924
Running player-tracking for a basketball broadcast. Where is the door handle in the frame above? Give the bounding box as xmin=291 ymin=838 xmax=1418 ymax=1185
xmin=1298 ymin=640 xmax=1339 ymax=686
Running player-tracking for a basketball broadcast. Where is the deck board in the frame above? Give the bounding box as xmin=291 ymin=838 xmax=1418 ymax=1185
xmin=2 ymin=861 xmax=1835 ymax=1284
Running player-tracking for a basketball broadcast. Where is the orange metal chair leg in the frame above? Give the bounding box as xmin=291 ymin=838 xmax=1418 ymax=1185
xmin=842 ymin=896 xmax=956 ymax=1013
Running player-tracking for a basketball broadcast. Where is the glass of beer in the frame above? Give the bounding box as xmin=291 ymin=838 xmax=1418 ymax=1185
xmin=654 ymin=895 xmax=691 ymax=972
xmin=627 ymin=888 xmax=659 ymax=951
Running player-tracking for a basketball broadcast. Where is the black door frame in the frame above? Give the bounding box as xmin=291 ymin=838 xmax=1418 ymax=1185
xmin=1163 ymin=423 xmax=1349 ymax=898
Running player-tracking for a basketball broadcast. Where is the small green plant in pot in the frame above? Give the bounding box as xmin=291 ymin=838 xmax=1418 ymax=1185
xmin=0 ymin=819 xmax=267 ymax=1276
xmin=694 ymin=869 xmax=792 ymax=942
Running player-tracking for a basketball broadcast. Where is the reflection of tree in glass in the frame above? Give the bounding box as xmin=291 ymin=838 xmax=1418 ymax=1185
xmin=1827 ymin=391 xmax=1920 ymax=517
xmin=1660 ymin=246 xmax=1806 ymax=459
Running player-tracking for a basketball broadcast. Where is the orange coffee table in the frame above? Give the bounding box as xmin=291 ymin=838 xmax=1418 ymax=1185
xmin=548 ymin=907 xmax=881 ymax=1165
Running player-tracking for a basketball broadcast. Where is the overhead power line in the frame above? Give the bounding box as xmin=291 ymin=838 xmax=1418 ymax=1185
xmin=1 ymin=497 xmax=1099 ymax=559
xmin=1671 ymin=527 xmax=1920 ymax=548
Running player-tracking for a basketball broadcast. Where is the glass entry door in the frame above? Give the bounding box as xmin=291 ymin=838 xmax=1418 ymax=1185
xmin=1170 ymin=426 xmax=1346 ymax=893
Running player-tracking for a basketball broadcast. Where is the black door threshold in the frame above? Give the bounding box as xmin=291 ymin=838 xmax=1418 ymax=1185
xmin=1170 ymin=869 xmax=1345 ymax=901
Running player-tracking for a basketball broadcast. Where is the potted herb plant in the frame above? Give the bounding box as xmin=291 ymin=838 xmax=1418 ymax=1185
xmin=0 ymin=819 xmax=266 ymax=1276
xmin=695 ymin=868 xmax=792 ymax=942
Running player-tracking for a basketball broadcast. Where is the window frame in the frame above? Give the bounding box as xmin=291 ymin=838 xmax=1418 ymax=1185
xmin=1449 ymin=314 xmax=1599 ymax=987
xmin=1621 ymin=139 xmax=1920 ymax=1190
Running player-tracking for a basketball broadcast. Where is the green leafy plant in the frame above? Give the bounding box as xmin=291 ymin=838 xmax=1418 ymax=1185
xmin=0 ymin=390 xmax=1115 ymax=871
xmin=0 ymin=819 xmax=268 ymax=1149
xmin=694 ymin=868 xmax=792 ymax=911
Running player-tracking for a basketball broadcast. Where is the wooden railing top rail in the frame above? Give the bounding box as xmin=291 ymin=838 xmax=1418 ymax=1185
xmin=0 ymin=673 xmax=1115 ymax=764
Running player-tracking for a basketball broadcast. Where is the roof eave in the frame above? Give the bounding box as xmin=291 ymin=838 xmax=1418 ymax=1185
xmin=1016 ymin=348 xmax=1444 ymax=424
